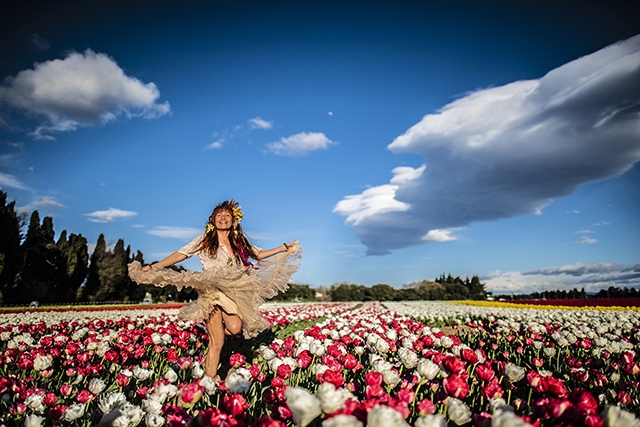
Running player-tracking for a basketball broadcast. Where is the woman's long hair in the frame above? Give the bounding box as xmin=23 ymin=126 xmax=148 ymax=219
xmin=200 ymin=200 xmax=258 ymax=266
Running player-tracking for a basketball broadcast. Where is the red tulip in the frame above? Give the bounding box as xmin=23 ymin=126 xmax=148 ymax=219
xmin=116 ymin=373 xmax=131 ymax=387
xmin=365 ymin=384 xmax=385 ymax=399
xmin=181 ymin=382 xmax=203 ymax=404
xmin=617 ymin=390 xmax=632 ymax=405
xmin=341 ymin=353 xmax=359 ymax=370
xmin=59 ymin=383 xmax=73 ymax=396
xmin=223 ymin=393 xmax=248 ymax=417
xmin=365 ymin=371 xmax=383 ymax=387
xmin=571 ymin=389 xmax=598 ymax=415
xmin=416 ymin=398 xmax=436 ymax=416
xmin=322 ymin=369 xmax=345 ymax=388
xmin=443 ymin=374 xmax=470 ymax=399
xmin=395 ymin=387 xmax=415 ymax=404
xmin=44 ymin=391 xmax=57 ymax=405
xmin=461 ymin=348 xmax=479 ymax=365
xmin=254 ymin=415 xmax=287 ymax=427
xmin=443 ymin=356 xmax=466 ymax=374
xmin=76 ymin=389 xmax=93 ymax=403
xmin=543 ymin=376 xmax=568 ymax=398
xmin=166 ymin=348 xmax=179 ymax=363
xmin=277 ymin=364 xmax=291 ymax=379
xmin=271 ymin=401 xmax=293 ymax=421
xmin=475 ymin=364 xmax=495 ymax=382
xmin=229 ymin=353 xmax=246 ymax=368
xmin=296 ymin=350 xmax=312 ymax=369
xmin=481 ymin=377 xmax=503 ymax=400
xmin=49 ymin=404 xmax=69 ymax=421
xmin=583 ymin=414 xmax=604 ymax=427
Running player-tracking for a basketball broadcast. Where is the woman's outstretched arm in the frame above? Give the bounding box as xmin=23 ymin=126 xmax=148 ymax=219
xmin=254 ymin=241 xmax=296 ymax=260
xmin=142 ymin=252 xmax=188 ymax=272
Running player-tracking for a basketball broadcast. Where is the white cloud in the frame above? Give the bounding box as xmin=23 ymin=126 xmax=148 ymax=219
xmin=206 ymin=139 xmax=224 ymax=149
xmin=147 ymin=226 xmax=201 ymax=239
xmin=574 ymin=236 xmax=598 ymax=245
xmin=422 ymin=229 xmax=457 ymax=242
xmin=85 ymin=207 xmax=137 ymax=223
xmin=267 ymin=132 xmax=337 ymax=156
xmin=333 ymin=165 xmax=424 ymax=226
xmin=524 ymin=262 xmax=622 ymax=277
xmin=574 ymin=229 xmax=595 ymax=234
xmin=248 ymin=117 xmax=273 ymax=130
xmin=0 ymin=172 xmax=29 ymax=190
xmin=335 ymin=34 xmax=640 ymax=255
xmin=18 ymin=195 xmax=66 ymax=213
xmin=0 ymin=49 xmax=170 ymax=139
xmin=485 ymin=262 xmax=640 ymax=294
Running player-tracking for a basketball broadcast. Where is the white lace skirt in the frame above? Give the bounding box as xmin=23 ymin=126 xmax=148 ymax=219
xmin=128 ymin=242 xmax=302 ymax=338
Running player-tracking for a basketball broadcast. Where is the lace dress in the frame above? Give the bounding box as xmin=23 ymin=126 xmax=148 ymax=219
xmin=128 ymin=235 xmax=302 ymax=338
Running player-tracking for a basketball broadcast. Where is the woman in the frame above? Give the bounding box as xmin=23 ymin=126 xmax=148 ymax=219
xmin=128 ymin=200 xmax=301 ymax=377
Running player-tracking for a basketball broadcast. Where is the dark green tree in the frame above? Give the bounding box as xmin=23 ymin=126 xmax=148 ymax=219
xmin=0 ymin=191 xmax=24 ymax=304
xmin=93 ymin=238 xmax=129 ymax=301
xmin=57 ymin=231 xmax=89 ymax=302
xmin=366 ymin=284 xmax=396 ymax=301
xmin=17 ymin=212 xmax=61 ymax=304
xmin=81 ymin=234 xmax=107 ymax=301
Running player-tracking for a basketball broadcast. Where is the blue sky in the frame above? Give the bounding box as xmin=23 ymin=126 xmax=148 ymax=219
xmin=1 ymin=0 xmax=639 ymax=294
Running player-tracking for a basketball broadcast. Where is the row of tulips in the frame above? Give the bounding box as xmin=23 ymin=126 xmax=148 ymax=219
xmin=1 ymin=300 xmax=639 ymax=426
xmin=0 ymin=302 xmax=356 ymax=426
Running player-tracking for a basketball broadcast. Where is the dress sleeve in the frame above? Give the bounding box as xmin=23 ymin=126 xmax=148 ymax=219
xmin=178 ymin=234 xmax=204 ymax=258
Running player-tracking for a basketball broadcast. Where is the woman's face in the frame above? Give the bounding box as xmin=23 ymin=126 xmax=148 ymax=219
xmin=213 ymin=209 xmax=233 ymax=230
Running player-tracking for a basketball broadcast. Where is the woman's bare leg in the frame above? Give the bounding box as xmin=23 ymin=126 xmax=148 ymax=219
xmin=205 ymin=309 xmax=225 ymax=377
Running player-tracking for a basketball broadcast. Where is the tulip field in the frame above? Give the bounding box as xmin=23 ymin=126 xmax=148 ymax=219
xmin=1 ymin=301 xmax=639 ymax=427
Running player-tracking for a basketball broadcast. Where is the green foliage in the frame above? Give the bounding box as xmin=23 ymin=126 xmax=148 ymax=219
xmin=328 ymin=274 xmax=488 ymax=302
xmin=0 ymin=191 xmax=24 ymax=303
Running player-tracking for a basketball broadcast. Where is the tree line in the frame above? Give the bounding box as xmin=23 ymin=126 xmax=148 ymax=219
xmin=0 ymin=191 xmax=197 ymax=305
xmin=494 ymin=286 xmax=640 ymax=301
xmin=327 ymin=274 xmax=487 ymax=302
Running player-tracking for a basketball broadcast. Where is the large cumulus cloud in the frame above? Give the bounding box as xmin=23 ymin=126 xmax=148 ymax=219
xmin=0 ymin=49 xmax=170 ymax=139
xmin=335 ymin=34 xmax=640 ymax=255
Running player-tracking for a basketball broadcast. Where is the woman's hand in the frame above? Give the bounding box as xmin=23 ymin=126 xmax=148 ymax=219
xmin=141 ymin=264 xmax=154 ymax=272
xmin=282 ymin=242 xmax=294 ymax=252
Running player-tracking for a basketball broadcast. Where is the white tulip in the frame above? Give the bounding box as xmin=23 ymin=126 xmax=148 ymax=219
xmin=285 ymin=387 xmax=322 ymax=426
xmin=226 ymin=372 xmax=250 ymax=394
xmin=322 ymin=414 xmax=362 ymax=427
xmin=88 ymin=378 xmax=107 ymax=395
xmin=23 ymin=414 xmax=45 ymax=427
xmin=33 ymin=355 xmax=52 ymax=371
xmin=447 ymin=398 xmax=472 ymax=426
xmin=414 ymin=414 xmax=447 ymax=427
xmin=133 ymin=366 xmax=152 ymax=381
xmin=367 ymin=405 xmax=410 ymax=427
xmin=62 ymin=403 xmax=86 ymax=421
xmin=142 ymin=398 xmax=163 ymax=415
xmin=317 ymin=382 xmax=354 ymax=414
xmin=145 ymin=414 xmax=165 ymax=427
xmin=492 ymin=408 xmax=534 ymax=427
xmin=601 ymin=405 xmax=640 ymax=427
xmin=164 ymin=369 xmax=178 ymax=383
xmin=417 ymin=358 xmax=440 ymax=380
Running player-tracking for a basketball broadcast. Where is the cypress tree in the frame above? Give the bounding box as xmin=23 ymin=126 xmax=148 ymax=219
xmin=58 ymin=231 xmax=89 ymax=302
xmin=0 ymin=191 xmax=24 ymax=304
xmin=82 ymin=234 xmax=107 ymax=301
xmin=17 ymin=212 xmax=60 ymax=304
